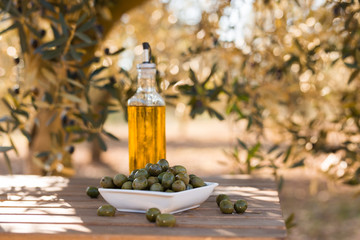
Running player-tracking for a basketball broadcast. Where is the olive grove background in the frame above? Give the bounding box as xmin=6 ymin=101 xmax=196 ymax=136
xmin=1 ymin=0 xmax=360 ymax=239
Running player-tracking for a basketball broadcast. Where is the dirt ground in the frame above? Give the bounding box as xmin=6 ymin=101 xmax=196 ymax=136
xmin=1 ymin=114 xmax=360 ymax=240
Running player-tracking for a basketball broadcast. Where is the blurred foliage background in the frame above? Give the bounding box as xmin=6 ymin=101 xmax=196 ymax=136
xmin=1 ymin=0 xmax=360 ymax=238
xmin=1 ymin=0 xmax=360 ymax=182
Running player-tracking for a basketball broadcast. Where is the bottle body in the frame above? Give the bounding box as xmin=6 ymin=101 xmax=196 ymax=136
xmin=128 ymin=105 xmax=165 ymax=172
xmin=127 ymin=65 xmax=166 ymax=173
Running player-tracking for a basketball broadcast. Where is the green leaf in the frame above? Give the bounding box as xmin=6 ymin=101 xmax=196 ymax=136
xmin=51 ymin=24 xmax=60 ymax=39
xmin=202 ymin=63 xmax=217 ymax=86
xmin=3 ymin=152 xmax=12 ymax=174
xmin=72 ymin=41 xmax=97 ymax=49
xmin=21 ymin=129 xmax=31 ymax=142
xmin=46 ymin=112 xmax=58 ymax=126
xmin=249 ymin=142 xmax=261 ymax=157
xmin=24 ymin=22 xmax=42 ymax=38
xmin=344 ymin=62 xmax=358 ymax=69
xmin=90 ymin=66 xmax=107 ymax=80
xmin=96 ymin=134 xmax=107 ymax=151
xmin=77 ymin=17 xmax=95 ymax=32
xmin=69 ymin=46 xmax=82 ymax=61
xmin=246 ymin=116 xmax=253 ymax=130
xmin=108 ymin=47 xmax=125 ymax=56
xmin=277 ymin=175 xmax=284 ymax=192
xmin=18 ymin=25 xmax=28 ymax=53
xmin=237 ymin=138 xmax=248 ymax=150
xmin=59 ymin=13 xmax=68 ymax=37
xmin=268 ymin=145 xmax=279 ymax=154
xmin=207 ymin=107 xmax=224 ymax=120
xmin=76 ymin=13 xmax=88 ymax=26
xmin=102 ymin=129 xmax=120 ymax=141
xmin=8 ymin=136 xmax=18 ymax=156
xmin=35 ymin=35 xmax=67 ymax=53
xmin=61 ymin=92 xmax=82 ymax=103
xmin=348 ymin=69 xmax=359 ymax=84
xmin=0 ymin=146 xmax=13 ymax=152
xmin=39 ymin=0 xmax=56 ymax=12
xmin=35 ymin=151 xmax=51 ymax=158
xmin=67 ymin=78 xmax=84 ymax=88
xmin=41 ymin=48 xmax=63 ymax=60
xmin=0 ymin=21 xmax=18 ymax=35
xmin=2 ymin=98 xmax=13 ymax=110
xmin=75 ymin=32 xmax=93 ymax=43
xmin=290 ymin=158 xmax=305 ymax=168
xmin=285 ymin=213 xmax=296 ymax=229
xmin=189 ymin=68 xmax=199 ymax=84
xmin=68 ymin=2 xmax=84 ymax=13
xmin=283 ymin=146 xmax=292 ymax=163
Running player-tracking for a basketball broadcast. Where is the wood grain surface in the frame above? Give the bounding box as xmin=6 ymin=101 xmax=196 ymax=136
xmin=0 ymin=175 xmax=286 ymax=240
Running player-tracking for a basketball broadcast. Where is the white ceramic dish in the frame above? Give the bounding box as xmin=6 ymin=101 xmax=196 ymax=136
xmin=99 ymin=182 xmax=218 ymax=214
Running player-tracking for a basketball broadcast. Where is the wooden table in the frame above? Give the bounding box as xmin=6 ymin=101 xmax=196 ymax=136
xmin=0 ymin=175 xmax=286 ymax=240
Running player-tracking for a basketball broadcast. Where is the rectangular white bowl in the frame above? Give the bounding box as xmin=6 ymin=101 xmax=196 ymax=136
xmin=99 ymin=182 xmax=218 ymax=214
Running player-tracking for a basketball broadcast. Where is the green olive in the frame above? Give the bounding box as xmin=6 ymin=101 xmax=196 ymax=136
xmin=128 ymin=169 xmax=138 ymax=181
xmin=148 ymin=176 xmax=159 ymax=186
xmin=97 ymin=204 xmax=116 ymax=216
xmin=134 ymin=169 xmax=149 ymax=178
xmin=149 ymin=163 xmax=163 ymax=176
xmin=166 ymin=167 xmax=176 ymax=175
xmin=165 ymin=189 xmax=174 ymax=192
xmin=145 ymin=163 xmax=153 ymax=172
xmin=161 ymin=172 xmax=175 ymax=189
xmin=175 ymin=173 xmax=190 ymax=185
xmin=113 ymin=173 xmax=128 ymax=188
xmin=158 ymin=172 xmax=166 ymax=183
xmin=234 ymin=199 xmax=248 ymax=214
xmin=219 ymin=200 xmax=234 ymax=214
xmin=156 ymin=213 xmax=176 ymax=227
xmin=172 ymin=180 xmax=186 ymax=192
xmin=189 ymin=174 xmax=197 ymax=179
xmin=157 ymin=159 xmax=169 ymax=171
xmin=121 ymin=181 xmax=133 ymax=189
xmin=150 ymin=183 xmax=164 ymax=191
xmin=146 ymin=208 xmax=161 ymax=222
xmin=86 ymin=186 xmax=99 ymax=198
xmin=100 ymin=176 xmax=115 ymax=188
xmin=186 ymin=184 xmax=193 ymax=190
xmin=190 ymin=176 xmax=205 ymax=188
xmin=173 ymin=165 xmax=187 ymax=175
xmin=132 ymin=176 xmax=148 ymax=190
xmin=216 ymin=194 xmax=230 ymax=206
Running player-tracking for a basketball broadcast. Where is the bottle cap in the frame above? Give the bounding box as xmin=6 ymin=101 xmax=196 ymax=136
xmin=137 ymin=42 xmax=156 ymax=69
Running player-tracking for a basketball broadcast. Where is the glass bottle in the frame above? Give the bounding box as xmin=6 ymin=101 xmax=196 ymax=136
xmin=127 ymin=42 xmax=166 ymax=172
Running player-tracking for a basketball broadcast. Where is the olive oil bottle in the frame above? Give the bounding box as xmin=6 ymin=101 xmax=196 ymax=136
xmin=127 ymin=42 xmax=166 ymax=172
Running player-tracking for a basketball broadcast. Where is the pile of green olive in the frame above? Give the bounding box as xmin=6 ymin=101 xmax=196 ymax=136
xmin=99 ymin=159 xmax=206 ymax=192
xmin=216 ymin=194 xmax=248 ymax=214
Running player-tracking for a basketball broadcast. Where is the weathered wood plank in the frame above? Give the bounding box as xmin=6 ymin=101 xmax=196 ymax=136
xmin=0 ymin=224 xmax=286 ymax=238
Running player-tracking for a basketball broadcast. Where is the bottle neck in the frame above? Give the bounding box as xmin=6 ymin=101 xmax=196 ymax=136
xmin=137 ymin=68 xmax=156 ymax=93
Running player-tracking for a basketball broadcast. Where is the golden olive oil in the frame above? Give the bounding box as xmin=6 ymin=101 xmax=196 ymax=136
xmin=128 ymin=106 xmax=166 ymax=172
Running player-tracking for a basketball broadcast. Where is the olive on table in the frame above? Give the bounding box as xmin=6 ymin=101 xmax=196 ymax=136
xmin=128 ymin=169 xmax=138 ymax=181
xmin=186 ymin=184 xmax=193 ymax=190
xmin=165 ymin=189 xmax=174 ymax=192
xmin=216 ymin=194 xmax=230 ymax=206
xmin=219 ymin=200 xmax=234 ymax=214
xmin=86 ymin=186 xmax=99 ymax=198
xmin=234 ymin=199 xmax=248 ymax=214
xmin=132 ymin=176 xmax=148 ymax=190
xmin=100 ymin=176 xmax=115 ymax=188
xmin=156 ymin=213 xmax=176 ymax=227
xmin=146 ymin=208 xmax=161 ymax=222
xmin=172 ymin=180 xmax=186 ymax=192
xmin=97 ymin=205 xmax=116 ymax=216
xmin=157 ymin=159 xmax=169 ymax=171
xmin=150 ymin=183 xmax=164 ymax=192
xmin=113 ymin=173 xmax=128 ymax=188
